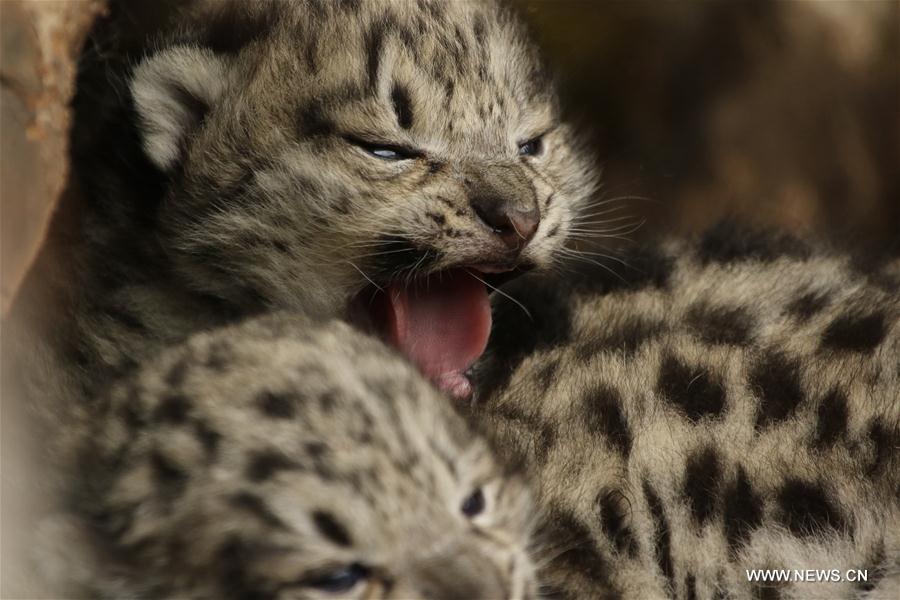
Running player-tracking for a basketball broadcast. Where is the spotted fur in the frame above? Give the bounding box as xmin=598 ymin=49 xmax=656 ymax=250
xmin=474 ymin=224 xmax=900 ymax=599
xmin=61 ymin=314 xmax=535 ymax=599
xmin=43 ymin=0 xmax=594 ymax=404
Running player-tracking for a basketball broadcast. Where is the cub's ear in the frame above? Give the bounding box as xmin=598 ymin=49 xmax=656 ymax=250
xmin=130 ymin=46 xmax=227 ymax=172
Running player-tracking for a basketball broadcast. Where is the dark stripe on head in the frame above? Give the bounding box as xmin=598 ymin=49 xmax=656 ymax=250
xmin=365 ymin=17 xmax=390 ymax=89
xmin=312 ymin=510 xmax=353 ymax=546
xmin=257 ymin=391 xmax=297 ymax=419
xmin=230 ymin=492 xmax=288 ymax=529
xmin=245 ymin=450 xmax=301 ymax=482
xmin=153 ymin=394 xmax=191 ymax=424
xmin=391 ymin=83 xmax=413 ymax=129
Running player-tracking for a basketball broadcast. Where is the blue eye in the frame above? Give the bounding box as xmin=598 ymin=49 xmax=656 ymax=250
xmin=370 ymin=147 xmax=400 ymax=160
xmin=518 ymin=137 xmax=543 ymax=157
xmin=306 ymin=563 xmax=370 ymax=593
xmin=346 ymin=135 xmax=420 ymax=161
xmin=461 ymin=488 xmax=485 ymax=517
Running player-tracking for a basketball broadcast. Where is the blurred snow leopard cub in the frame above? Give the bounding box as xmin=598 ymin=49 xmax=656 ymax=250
xmin=66 ymin=314 xmax=536 ymax=599
xmin=55 ymin=0 xmax=596 ymax=407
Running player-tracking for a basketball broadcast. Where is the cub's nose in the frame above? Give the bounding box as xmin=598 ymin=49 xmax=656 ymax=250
xmin=471 ymin=195 xmax=541 ymax=250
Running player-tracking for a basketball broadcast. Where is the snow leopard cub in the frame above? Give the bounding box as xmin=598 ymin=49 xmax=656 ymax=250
xmin=31 ymin=0 xmax=596 ymax=411
xmin=66 ymin=314 xmax=535 ymax=599
xmin=473 ymin=224 xmax=900 ymax=599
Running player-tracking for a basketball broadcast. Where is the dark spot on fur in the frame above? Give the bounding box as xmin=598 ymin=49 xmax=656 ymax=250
xmin=751 ymin=352 xmax=805 ymax=429
xmin=576 ymin=317 xmax=665 ymax=359
xmin=686 ymin=573 xmax=698 ymax=600
xmin=596 ymin=488 xmax=639 ymax=557
xmin=444 ymin=78 xmax=455 ymax=100
xmin=865 ymin=419 xmax=897 ymax=477
xmin=723 ymin=467 xmax=763 ymax=556
xmin=245 ymin=450 xmax=299 ymax=482
xmin=643 ymin=480 xmax=675 ymax=594
xmin=390 ymin=83 xmax=414 ymax=129
xmin=318 ymin=391 xmax=336 ymax=413
xmin=540 ymin=509 xmax=608 ymax=584
xmin=811 ymin=388 xmax=848 ymax=449
xmin=153 ymin=394 xmax=190 ymax=424
xmin=547 ymin=224 xmax=560 ymax=238
xmin=426 ymin=212 xmax=446 ymax=226
xmin=821 ymin=311 xmax=887 ymax=353
xmin=193 ymin=419 xmax=221 ymax=459
xmin=150 ymin=451 xmax=187 ymax=497
xmin=165 ymin=360 xmax=189 ymax=388
xmin=296 ymin=100 xmax=334 ymax=138
xmin=686 ymin=302 xmax=754 ymax=345
xmin=787 ymin=290 xmax=830 ymax=321
xmin=216 ymin=536 xmax=261 ymax=600
xmin=312 ymin=510 xmax=353 ymax=547
xmin=488 ymin=402 xmax=557 ymax=462
xmin=582 ymin=385 xmax=632 ymax=456
xmin=682 ymin=446 xmax=722 ymax=526
xmin=776 ymin=478 xmax=848 ymax=537
xmin=657 ymin=354 xmax=726 ymax=422
xmin=119 ymin=399 xmax=146 ymax=430
xmin=229 ymin=492 xmax=287 ymax=529
xmin=204 ymin=341 xmax=233 ymax=371
xmin=697 ymin=221 xmax=809 ymax=265
xmin=257 ymin=391 xmax=296 ymax=419
xmin=535 ymin=356 xmax=560 ymax=389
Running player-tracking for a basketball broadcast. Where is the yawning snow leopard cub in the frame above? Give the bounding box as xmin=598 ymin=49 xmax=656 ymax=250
xmin=474 ymin=223 xmax=900 ymax=599
xmin=19 ymin=0 xmax=596 ymax=415
xmin=62 ymin=314 xmax=535 ymax=599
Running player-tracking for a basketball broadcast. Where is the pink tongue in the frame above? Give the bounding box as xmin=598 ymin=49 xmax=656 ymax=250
xmin=380 ymin=270 xmax=491 ymax=399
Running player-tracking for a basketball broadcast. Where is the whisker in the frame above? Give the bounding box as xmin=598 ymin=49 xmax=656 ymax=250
xmin=465 ymin=269 xmax=534 ymax=322
xmin=344 ymin=260 xmax=383 ymax=292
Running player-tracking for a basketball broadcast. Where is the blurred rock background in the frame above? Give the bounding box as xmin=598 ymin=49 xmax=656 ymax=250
xmin=517 ymin=0 xmax=898 ymax=247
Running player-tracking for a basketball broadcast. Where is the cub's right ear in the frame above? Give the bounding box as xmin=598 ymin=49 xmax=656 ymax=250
xmin=130 ymin=46 xmax=228 ymax=172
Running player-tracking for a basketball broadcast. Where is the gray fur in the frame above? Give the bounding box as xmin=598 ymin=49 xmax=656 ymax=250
xmin=65 ymin=314 xmax=536 ymax=599
xmin=474 ymin=227 xmax=900 ymax=599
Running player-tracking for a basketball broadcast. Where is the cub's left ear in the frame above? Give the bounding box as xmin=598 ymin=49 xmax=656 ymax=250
xmin=130 ymin=45 xmax=228 ymax=172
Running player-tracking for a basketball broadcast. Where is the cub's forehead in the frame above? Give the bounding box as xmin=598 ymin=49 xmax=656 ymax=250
xmin=131 ymin=316 xmax=481 ymax=464
xmin=197 ymin=0 xmax=555 ymax=146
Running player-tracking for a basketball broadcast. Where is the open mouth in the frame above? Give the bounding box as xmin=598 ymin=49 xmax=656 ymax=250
xmin=351 ymin=265 xmax=531 ymax=401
